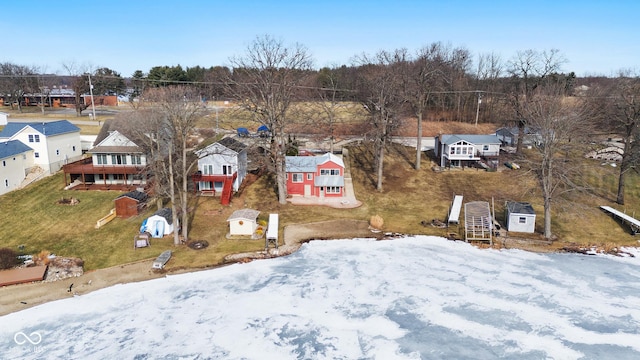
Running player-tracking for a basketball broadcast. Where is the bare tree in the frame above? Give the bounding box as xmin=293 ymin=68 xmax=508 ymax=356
xmin=602 ymin=72 xmax=640 ymax=205
xmin=507 ymin=49 xmax=566 ymax=154
xmin=474 ymin=52 xmax=505 ymax=121
xmin=145 ymin=86 xmax=204 ymax=244
xmin=225 ymin=35 xmax=314 ymax=204
xmin=0 ymin=62 xmax=39 ymax=112
xmin=353 ymin=50 xmax=405 ymax=191
xmin=519 ymin=83 xmax=594 ymax=238
xmin=62 ymin=62 xmax=92 ymax=116
xmin=309 ymin=66 xmax=353 ymax=154
xmin=399 ymin=42 xmax=454 ymax=170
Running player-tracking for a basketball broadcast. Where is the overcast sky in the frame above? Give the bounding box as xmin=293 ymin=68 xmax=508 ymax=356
xmin=1 ymin=0 xmax=638 ymax=77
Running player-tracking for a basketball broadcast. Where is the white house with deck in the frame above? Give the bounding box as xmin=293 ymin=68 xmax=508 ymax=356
xmin=435 ymin=134 xmax=501 ymax=169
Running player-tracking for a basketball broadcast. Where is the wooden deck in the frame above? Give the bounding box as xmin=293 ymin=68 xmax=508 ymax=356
xmin=0 ymin=266 xmax=48 ymax=287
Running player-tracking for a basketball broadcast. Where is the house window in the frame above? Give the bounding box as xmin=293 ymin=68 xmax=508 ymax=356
xmin=97 ymin=154 xmax=107 ymax=165
xmin=56 ymin=149 xmax=60 ymax=156
xmin=483 ymin=145 xmax=489 ymax=151
xmin=28 ymin=134 xmax=40 ymax=143
xmin=326 ymin=186 xmax=340 ymax=194
xmin=34 ymin=152 xmax=39 ymax=158
xmin=307 ymin=173 xmax=312 ymax=180
xmin=518 ymin=217 xmax=527 ymax=224
xmin=455 ymin=147 xmax=461 ymax=155
xmin=72 ymin=146 xmax=76 ymax=152
xmin=320 ymin=169 xmax=340 ymax=175
xmin=2 ymin=160 xmax=5 ymax=166
xmin=34 ymin=135 xmax=40 ymax=143
xmin=111 ymin=154 xmax=126 ymax=165
xmin=450 ymin=148 xmax=455 ymax=154
xmin=28 ymin=135 xmax=34 ymax=142
xmin=202 ymin=164 xmax=213 ymax=175
xmin=4 ymin=179 xmax=7 ymax=187
xmin=222 ymin=165 xmax=232 ymax=175
xmin=292 ymin=173 xmax=303 ymax=183
xmin=462 ymin=147 xmax=467 ymax=155
xmin=132 ymin=155 xmax=142 ymax=165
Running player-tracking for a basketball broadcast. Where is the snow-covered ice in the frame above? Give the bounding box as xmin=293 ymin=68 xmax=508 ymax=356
xmin=1 ymin=236 xmax=639 ymax=359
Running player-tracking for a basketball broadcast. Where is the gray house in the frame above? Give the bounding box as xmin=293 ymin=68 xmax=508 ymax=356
xmin=505 ymin=201 xmax=536 ymax=233
xmin=435 ymin=134 xmax=501 ymax=168
xmin=495 ymin=127 xmax=541 ymax=148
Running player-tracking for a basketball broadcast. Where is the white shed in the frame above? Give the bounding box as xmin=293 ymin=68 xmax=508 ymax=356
xmin=505 ymin=201 xmax=536 ymax=233
xmin=227 ymin=208 xmax=260 ymax=236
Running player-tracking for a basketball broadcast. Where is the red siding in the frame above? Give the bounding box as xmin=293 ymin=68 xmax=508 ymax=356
xmin=286 ymin=158 xmax=344 ymax=197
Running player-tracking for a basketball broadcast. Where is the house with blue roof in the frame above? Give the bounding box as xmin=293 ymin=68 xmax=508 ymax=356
xmin=0 ymin=140 xmax=34 ymax=195
xmin=285 ymin=153 xmax=345 ymax=199
xmin=0 ymin=120 xmax=82 ymax=175
xmin=435 ymin=134 xmax=501 ymax=169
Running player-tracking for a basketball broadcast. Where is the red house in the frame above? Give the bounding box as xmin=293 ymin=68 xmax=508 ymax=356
xmin=285 ymin=153 xmax=345 ymax=198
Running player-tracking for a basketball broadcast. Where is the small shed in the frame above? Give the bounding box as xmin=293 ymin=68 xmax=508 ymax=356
xmin=115 ymin=190 xmax=148 ymax=218
xmin=505 ymin=201 xmax=536 ymax=233
xmin=227 ymin=208 xmax=260 ymax=236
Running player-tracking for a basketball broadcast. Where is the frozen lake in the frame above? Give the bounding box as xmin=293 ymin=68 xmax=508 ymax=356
xmin=1 ymin=236 xmax=639 ymax=359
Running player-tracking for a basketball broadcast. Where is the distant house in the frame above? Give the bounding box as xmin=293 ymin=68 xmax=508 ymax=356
xmin=0 ymin=120 xmax=82 ymax=175
xmin=505 ymin=201 xmax=536 ymax=233
xmin=0 ymin=112 xmax=8 ymax=126
xmin=115 ymin=190 xmax=148 ymax=218
xmin=495 ymin=127 xmax=541 ymax=148
xmin=193 ymin=137 xmax=247 ymax=205
xmin=62 ymin=130 xmax=147 ymax=190
xmin=285 ymin=153 xmax=345 ymax=198
xmin=0 ymin=140 xmax=34 ymax=196
xmin=435 ymin=134 xmax=501 ymax=168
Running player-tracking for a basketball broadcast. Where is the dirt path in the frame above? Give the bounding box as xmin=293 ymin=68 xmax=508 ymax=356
xmin=0 ymin=220 xmax=376 ymax=317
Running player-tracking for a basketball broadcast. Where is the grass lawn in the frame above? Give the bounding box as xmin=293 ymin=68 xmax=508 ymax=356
xmin=2 ymin=126 xmax=640 ymax=272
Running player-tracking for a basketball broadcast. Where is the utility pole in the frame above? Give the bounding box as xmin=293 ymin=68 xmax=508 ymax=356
xmin=87 ymin=74 xmax=97 ymax=122
xmin=474 ymin=91 xmax=483 ymax=127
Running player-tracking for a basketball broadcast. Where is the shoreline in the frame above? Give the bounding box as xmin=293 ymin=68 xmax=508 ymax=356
xmin=0 ymin=219 xmax=632 ymax=317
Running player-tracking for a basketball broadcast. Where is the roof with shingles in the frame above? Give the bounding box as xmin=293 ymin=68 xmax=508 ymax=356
xmin=286 ymin=153 xmax=344 ymax=172
xmin=227 ymin=208 xmax=260 ymax=222
xmin=0 ymin=120 xmax=79 ymax=138
xmin=506 ymin=201 xmax=536 ymax=215
xmin=440 ymin=134 xmax=501 ymax=145
xmin=116 ymin=190 xmax=148 ymax=202
xmin=0 ymin=140 xmax=32 ymax=159
xmin=218 ymin=137 xmax=247 ymax=153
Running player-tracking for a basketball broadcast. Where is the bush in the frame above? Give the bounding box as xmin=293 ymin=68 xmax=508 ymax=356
xmin=0 ymin=248 xmax=18 ymax=270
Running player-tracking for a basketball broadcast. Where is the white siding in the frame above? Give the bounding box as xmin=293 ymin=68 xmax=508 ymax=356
xmin=0 ymin=149 xmax=34 ymax=195
xmin=507 ymin=213 xmax=536 ymax=233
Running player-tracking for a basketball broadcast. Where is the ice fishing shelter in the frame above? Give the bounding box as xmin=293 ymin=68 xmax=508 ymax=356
xmin=266 ymin=213 xmax=279 ymax=250
xmin=140 ymin=208 xmax=174 ymax=238
xmin=227 ymin=208 xmax=260 ymax=236
xmin=464 ymin=201 xmax=493 ymax=244
xmin=505 ymin=201 xmax=536 ymax=233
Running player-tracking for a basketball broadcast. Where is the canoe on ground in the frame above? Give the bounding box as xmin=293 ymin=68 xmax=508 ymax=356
xmin=152 ymin=250 xmax=172 ymax=269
